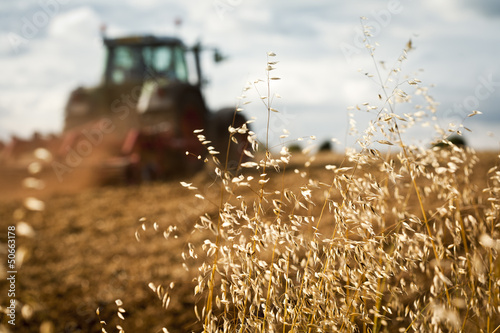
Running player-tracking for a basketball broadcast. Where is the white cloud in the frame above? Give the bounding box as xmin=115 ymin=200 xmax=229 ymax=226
xmin=48 ymin=6 xmax=101 ymax=40
xmin=0 ymin=6 xmax=104 ymax=140
xmin=0 ymin=0 xmax=499 ymax=150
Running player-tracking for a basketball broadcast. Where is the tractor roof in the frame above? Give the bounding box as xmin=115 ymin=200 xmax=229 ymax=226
xmin=103 ymin=35 xmax=184 ymax=47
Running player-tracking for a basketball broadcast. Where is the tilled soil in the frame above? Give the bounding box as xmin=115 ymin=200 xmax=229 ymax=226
xmin=0 ymin=171 xmax=222 ymax=332
xmin=0 ymin=151 xmax=497 ymax=332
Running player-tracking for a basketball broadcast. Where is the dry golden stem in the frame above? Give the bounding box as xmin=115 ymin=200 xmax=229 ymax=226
xmin=339 ymin=270 xmax=367 ymax=332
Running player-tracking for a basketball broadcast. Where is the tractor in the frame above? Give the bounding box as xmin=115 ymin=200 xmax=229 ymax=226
xmin=1 ymin=35 xmax=249 ymax=185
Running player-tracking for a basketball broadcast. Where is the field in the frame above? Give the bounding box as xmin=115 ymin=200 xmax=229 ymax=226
xmin=2 ymin=45 xmax=500 ymax=332
xmin=0 ymin=149 xmax=499 ymax=332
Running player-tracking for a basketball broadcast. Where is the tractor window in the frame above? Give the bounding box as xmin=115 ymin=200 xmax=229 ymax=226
xmin=142 ymin=45 xmax=188 ymax=82
xmin=109 ymin=46 xmax=142 ymax=84
xmin=142 ymin=46 xmax=171 ymax=78
xmin=173 ymin=46 xmax=188 ymax=82
xmin=106 ymin=43 xmax=189 ymax=84
xmin=152 ymin=47 xmax=171 ymax=73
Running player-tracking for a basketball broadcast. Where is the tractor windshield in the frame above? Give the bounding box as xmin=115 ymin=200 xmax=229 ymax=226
xmin=106 ymin=44 xmax=189 ymax=85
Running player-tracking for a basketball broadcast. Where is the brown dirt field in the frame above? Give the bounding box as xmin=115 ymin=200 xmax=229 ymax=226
xmin=0 ymin=151 xmax=498 ymax=332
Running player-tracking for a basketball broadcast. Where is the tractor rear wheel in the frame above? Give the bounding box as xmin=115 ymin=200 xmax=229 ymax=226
xmin=208 ymin=108 xmax=250 ymax=173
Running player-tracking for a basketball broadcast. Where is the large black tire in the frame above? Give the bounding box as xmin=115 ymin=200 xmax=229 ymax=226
xmin=208 ymin=108 xmax=250 ymax=172
xmin=173 ymin=84 xmax=209 ymax=175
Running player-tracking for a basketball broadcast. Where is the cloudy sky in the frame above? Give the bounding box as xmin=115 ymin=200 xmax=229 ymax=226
xmin=1 ymin=0 xmax=500 ymax=151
